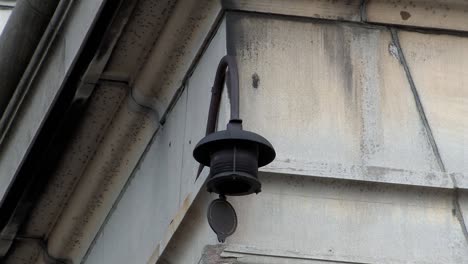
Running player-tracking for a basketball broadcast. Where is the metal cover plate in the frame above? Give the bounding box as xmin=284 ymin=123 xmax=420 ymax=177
xmin=207 ymin=198 xmax=237 ymax=242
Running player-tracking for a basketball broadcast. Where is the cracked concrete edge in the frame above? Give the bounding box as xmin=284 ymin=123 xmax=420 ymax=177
xmin=198 ymin=245 xmax=238 ymax=264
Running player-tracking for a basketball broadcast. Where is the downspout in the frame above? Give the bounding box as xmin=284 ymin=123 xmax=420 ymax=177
xmin=0 ymin=0 xmax=71 ymax=145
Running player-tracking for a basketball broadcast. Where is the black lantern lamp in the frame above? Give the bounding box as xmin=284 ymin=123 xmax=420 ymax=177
xmin=193 ymin=56 xmax=276 ymax=196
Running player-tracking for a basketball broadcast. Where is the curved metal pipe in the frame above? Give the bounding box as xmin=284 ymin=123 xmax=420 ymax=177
xmin=205 ymin=55 xmax=240 ymax=136
xmin=197 ymin=55 xmax=241 ymax=179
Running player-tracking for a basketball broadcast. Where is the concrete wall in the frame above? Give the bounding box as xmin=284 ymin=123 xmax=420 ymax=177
xmin=82 ymin=20 xmax=227 ymax=264
xmin=84 ymin=9 xmax=468 ymax=264
xmin=161 ymin=174 xmax=468 ymax=263
xmin=159 ymin=12 xmax=468 ymax=263
xmin=227 ymin=12 xmax=467 ymax=187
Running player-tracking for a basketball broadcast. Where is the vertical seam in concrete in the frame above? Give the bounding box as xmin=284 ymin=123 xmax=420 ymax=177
xmin=359 ymin=0 xmax=368 ymax=22
xmin=454 ymin=191 xmax=468 ymax=245
xmin=390 ymin=28 xmax=468 ymax=245
xmin=178 ymin=82 xmax=189 ymax=207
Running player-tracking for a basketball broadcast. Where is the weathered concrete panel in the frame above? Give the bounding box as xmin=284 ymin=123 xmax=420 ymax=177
xmin=83 ymin=21 xmax=226 ymax=264
xmin=44 ymin=97 xmax=156 ymax=263
xmin=366 ymin=0 xmax=468 ymax=32
xmin=398 ymin=31 xmax=468 ymax=174
xmin=227 ymin=13 xmax=441 ymax=184
xmin=181 ymin=20 xmax=227 ymax=203
xmin=23 ymin=85 xmax=127 ymax=237
xmin=85 ymin=11 xmax=468 ymax=264
xmin=222 ymin=0 xmax=362 ymax=22
xmin=229 ymin=174 xmax=467 ymax=263
xmin=131 ymin=0 xmax=222 ymax=116
xmin=103 ymin=0 xmax=178 ymax=78
xmin=161 ymin=174 xmax=468 ymax=264
xmin=82 ymin=91 xmax=186 ymax=264
xmin=158 ymin=192 xmax=219 ymax=264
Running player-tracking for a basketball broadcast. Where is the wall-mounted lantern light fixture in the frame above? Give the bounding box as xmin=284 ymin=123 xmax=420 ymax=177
xmin=192 ymin=55 xmax=276 ymax=242
xmin=193 ymin=55 xmax=276 ymax=196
